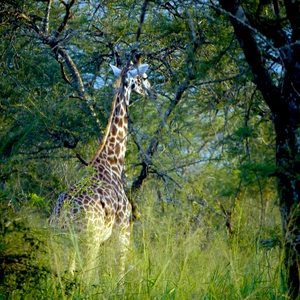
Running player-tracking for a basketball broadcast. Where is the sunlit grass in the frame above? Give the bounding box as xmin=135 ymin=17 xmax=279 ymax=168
xmin=0 ymin=186 xmax=283 ymax=299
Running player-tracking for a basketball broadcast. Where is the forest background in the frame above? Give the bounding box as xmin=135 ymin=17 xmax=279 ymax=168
xmin=1 ymin=0 xmax=300 ymax=299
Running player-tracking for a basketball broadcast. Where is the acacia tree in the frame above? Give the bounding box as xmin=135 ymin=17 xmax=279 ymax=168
xmin=217 ymin=0 xmax=300 ymax=297
xmin=0 ymin=0 xmax=276 ymax=220
xmin=0 ymin=0 xmax=281 ymax=291
xmin=0 ymin=0 xmax=198 ymax=214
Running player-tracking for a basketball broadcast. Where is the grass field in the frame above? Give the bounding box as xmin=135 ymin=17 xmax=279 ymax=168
xmin=0 ymin=185 xmax=284 ymax=299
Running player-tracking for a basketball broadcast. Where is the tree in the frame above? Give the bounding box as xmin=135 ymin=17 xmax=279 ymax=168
xmin=0 ymin=0 xmax=283 ymax=295
xmin=218 ymin=0 xmax=300 ymax=297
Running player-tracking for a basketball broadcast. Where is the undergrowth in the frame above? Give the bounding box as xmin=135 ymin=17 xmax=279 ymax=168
xmin=0 ymin=185 xmax=284 ymax=299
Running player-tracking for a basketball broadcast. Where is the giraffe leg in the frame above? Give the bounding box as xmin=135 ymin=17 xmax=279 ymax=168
xmin=85 ymin=241 xmax=101 ymax=285
xmin=84 ymin=224 xmax=114 ymax=285
xmin=65 ymin=227 xmax=100 ymax=283
xmin=117 ymin=224 xmax=131 ymax=282
xmin=69 ymin=251 xmax=76 ymax=276
xmin=67 ymin=229 xmax=84 ymax=276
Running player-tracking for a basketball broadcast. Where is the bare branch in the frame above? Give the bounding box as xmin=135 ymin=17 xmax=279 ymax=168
xmin=130 ymin=80 xmax=189 ymax=193
xmin=217 ymin=200 xmax=234 ymax=235
xmin=43 ymin=0 xmax=53 ymax=33
xmin=136 ymin=0 xmax=149 ymax=42
xmin=50 ymin=43 xmax=85 ymax=97
xmin=55 ymin=0 xmax=76 ymax=38
xmin=181 ymin=0 xmax=197 ymax=45
xmin=57 ymin=57 xmax=72 ymax=85
xmin=150 ymin=169 xmax=182 ymax=189
xmin=76 ymin=152 xmax=89 ymax=166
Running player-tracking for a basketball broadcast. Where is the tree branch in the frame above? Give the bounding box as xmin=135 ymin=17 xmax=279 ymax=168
xmin=284 ymin=0 xmax=300 ymax=41
xmin=43 ymin=0 xmax=53 ymax=34
xmin=130 ymin=81 xmax=189 ymax=194
xmin=55 ymin=0 xmax=76 ymax=37
xmin=50 ymin=41 xmax=86 ymax=97
xmin=218 ymin=0 xmax=280 ymax=114
xmin=217 ymin=200 xmax=234 ymax=235
xmin=76 ymin=152 xmax=89 ymax=166
xmin=136 ymin=0 xmax=149 ymax=42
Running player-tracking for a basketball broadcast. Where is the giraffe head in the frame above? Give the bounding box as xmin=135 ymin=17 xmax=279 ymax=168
xmin=110 ymin=63 xmax=154 ymax=99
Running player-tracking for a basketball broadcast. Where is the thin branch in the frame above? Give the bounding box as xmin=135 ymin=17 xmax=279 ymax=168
xmin=51 ymin=43 xmax=86 ymax=97
xmin=181 ymin=0 xmax=197 ymax=45
xmin=130 ymin=80 xmax=190 ymax=193
xmin=55 ymin=0 xmax=76 ymax=37
xmin=215 ymin=0 xmax=280 ymax=114
xmin=57 ymin=57 xmax=72 ymax=85
xmin=150 ymin=169 xmax=182 ymax=189
xmin=193 ymin=199 xmax=224 ymax=218
xmin=217 ymin=200 xmax=234 ymax=235
xmin=188 ymin=74 xmax=243 ymax=87
xmin=76 ymin=152 xmax=89 ymax=166
xmin=128 ymin=116 xmax=152 ymax=165
xmin=136 ymin=0 xmax=149 ymax=42
xmin=43 ymin=0 xmax=53 ymax=34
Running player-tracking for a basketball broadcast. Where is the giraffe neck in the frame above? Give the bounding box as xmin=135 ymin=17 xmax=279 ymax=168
xmin=90 ymin=85 xmax=130 ymax=177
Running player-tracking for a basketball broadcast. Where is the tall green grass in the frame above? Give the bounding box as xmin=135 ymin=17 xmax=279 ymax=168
xmin=0 ymin=185 xmax=284 ymax=299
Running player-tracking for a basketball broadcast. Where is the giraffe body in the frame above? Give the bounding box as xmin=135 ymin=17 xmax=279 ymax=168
xmin=49 ymin=62 xmax=151 ymax=279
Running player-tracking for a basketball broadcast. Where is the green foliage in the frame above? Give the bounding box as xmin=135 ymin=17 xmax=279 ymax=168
xmin=0 ymin=207 xmax=50 ymax=299
xmin=0 ymin=0 xmax=285 ymax=297
xmin=0 ymin=0 xmax=276 ymax=212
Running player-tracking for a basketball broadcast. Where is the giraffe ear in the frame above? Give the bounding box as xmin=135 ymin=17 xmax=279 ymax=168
xmin=128 ymin=64 xmax=149 ymax=77
xmin=110 ymin=64 xmax=122 ymax=78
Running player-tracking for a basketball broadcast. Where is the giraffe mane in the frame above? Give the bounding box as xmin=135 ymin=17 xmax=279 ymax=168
xmin=90 ymin=74 xmax=124 ymax=165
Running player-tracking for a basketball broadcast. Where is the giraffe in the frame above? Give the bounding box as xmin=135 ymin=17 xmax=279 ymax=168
xmin=49 ymin=58 xmax=152 ymax=280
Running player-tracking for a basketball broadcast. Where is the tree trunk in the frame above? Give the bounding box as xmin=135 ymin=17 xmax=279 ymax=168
xmin=218 ymin=0 xmax=300 ymax=297
xmin=274 ymin=85 xmax=300 ymax=298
